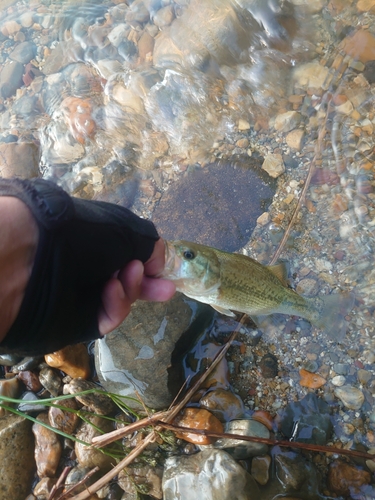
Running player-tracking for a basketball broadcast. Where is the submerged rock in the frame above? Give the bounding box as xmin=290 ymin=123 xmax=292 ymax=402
xmin=278 ymin=393 xmax=332 ymax=445
xmin=162 ymin=448 xmax=260 ymax=500
xmin=214 ymin=418 xmax=269 ymax=459
xmin=95 ymin=294 xmax=202 ymax=410
xmin=153 ymin=158 xmax=276 ymax=252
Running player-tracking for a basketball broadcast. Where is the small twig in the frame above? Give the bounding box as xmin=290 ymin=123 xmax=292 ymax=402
xmin=48 ymin=466 xmax=71 ymax=500
xmin=270 ymin=98 xmax=332 ymax=265
xmin=56 ymin=466 xmax=100 ymax=500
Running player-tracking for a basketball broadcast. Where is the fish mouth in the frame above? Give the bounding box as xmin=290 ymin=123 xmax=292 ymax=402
xmin=158 ymin=240 xmax=182 ymax=279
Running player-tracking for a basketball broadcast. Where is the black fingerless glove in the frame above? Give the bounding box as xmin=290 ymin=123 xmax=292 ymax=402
xmin=0 ymin=178 xmax=159 ymax=355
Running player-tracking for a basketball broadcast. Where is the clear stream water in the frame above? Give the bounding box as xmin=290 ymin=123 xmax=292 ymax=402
xmin=1 ymin=0 xmax=375 ymax=496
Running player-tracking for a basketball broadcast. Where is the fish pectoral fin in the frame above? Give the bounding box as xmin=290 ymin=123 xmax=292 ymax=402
xmin=266 ymin=261 xmax=289 ymax=286
xmin=211 ymin=304 xmax=236 ymax=317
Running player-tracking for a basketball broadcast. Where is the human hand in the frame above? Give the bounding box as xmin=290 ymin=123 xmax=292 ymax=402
xmin=98 ymin=238 xmax=176 ymax=335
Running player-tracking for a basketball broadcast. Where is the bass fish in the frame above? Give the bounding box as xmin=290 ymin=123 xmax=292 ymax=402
xmin=160 ymin=240 xmax=354 ymax=338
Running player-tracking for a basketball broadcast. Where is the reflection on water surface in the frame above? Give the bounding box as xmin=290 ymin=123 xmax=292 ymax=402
xmin=2 ymin=0 xmax=375 ymax=497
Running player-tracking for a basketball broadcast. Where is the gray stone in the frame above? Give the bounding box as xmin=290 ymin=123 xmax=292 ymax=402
xmin=214 ymin=419 xmax=269 ymax=459
xmin=95 ymin=293 xmax=196 ymax=409
xmin=42 ymin=41 xmax=84 ymax=75
xmin=162 ymin=449 xmax=260 ymax=500
xmin=0 ymin=60 xmax=24 ymax=98
xmin=0 ymin=414 xmax=35 ymax=500
xmin=0 ymin=142 xmax=39 ymax=179
xmin=9 ymin=41 xmax=37 ymax=64
xmin=75 ymin=416 xmax=116 ymax=471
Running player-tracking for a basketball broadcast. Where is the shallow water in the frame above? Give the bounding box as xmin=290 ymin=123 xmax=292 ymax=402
xmin=1 ymin=0 xmax=375 ymax=496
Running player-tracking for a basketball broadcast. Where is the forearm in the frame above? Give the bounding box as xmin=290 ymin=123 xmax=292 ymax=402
xmin=0 ymin=196 xmax=39 ymax=343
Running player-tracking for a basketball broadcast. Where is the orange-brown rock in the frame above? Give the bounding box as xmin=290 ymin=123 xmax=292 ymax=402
xmin=32 ymin=413 xmax=62 ymax=478
xmin=340 ymin=30 xmax=375 ymax=63
xmin=173 ymin=408 xmax=223 ymax=445
xmin=328 ymin=460 xmax=371 ymax=496
xmin=199 ymin=389 xmax=245 ymax=422
xmin=45 ymin=344 xmax=91 ymax=379
xmin=299 ymin=369 xmax=326 ymax=389
xmin=252 ymin=410 xmax=274 ymax=431
xmin=61 ymin=96 xmax=96 ymax=144
xmin=357 ymin=0 xmax=375 ymax=13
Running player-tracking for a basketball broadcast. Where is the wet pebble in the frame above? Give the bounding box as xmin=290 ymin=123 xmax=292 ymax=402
xmin=332 ymin=363 xmax=349 ymax=375
xmin=199 ymin=388 xmax=245 ymax=422
xmin=279 ymin=393 xmax=332 ymax=445
xmin=0 ymin=60 xmax=24 ymax=98
xmin=0 ymin=376 xmax=20 ymax=401
xmin=251 ymin=455 xmax=271 ymax=485
xmin=118 ymin=465 xmax=163 ymax=499
xmin=64 ymin=378 xmax=116 ymax=415
xmin=299 ymin=369 xmax=326 ymax=389
xmin=48 ymin=397 xmax=80 ymax=435
xmin=334 ymin=385 xmax=365 ymax=410
xmin=162 ymin=449 xmax=260 ymax=500
xmin=64 ymin=466 xmax=101 ymax=495
xmin=214 ymin=419 xmax=269 ymax=459
xmin=0 ymin=141 xmax=39 ymax=178
xmin=33 ymin=477 xmax=57 ymax=499
xmin=328 ymin=460 xmax=371 ymax=496
xmin=262 ymin=154 xmax=285 ymax=179
xmin=18 ymin=391 xmax=48 ymax=412
xmin=296 ymin=278 xmax=319 ymax=296
xmin=358 ymin=369 xmax=372 ymax=385
xmin=75 ymin=415 xmax=116 ymax=471
xmin=173 ymin=407 xmax=223 ymax=445
xmin=39 ymin=366 xmax=62 ymax=397
xmin=17 ymin=370 xmax=42 ymax=392
xmin=0 ymin=353 xmax=22 ymax=366
xmin=274 ymin=111 xmax=301 ymax=133
xmin=45 ymin=344 xmax=91 ymax=379
xmin=275 ymin=450 xmax=321 ymax=494
xmin=331 ymin=375 xmax=346 ymax=387
xmin=32 ymin=412 xmax=62 ymax=478
xmin=259 ymin=353 xmax=279 ymax=378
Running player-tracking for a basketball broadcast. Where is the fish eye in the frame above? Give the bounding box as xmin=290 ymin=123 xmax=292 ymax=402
xmin=183 ymin=249 xmax=195 ymax=260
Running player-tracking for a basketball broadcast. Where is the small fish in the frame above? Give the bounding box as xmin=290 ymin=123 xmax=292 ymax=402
xmin=160 ymin=240 xmax=354 ymax=338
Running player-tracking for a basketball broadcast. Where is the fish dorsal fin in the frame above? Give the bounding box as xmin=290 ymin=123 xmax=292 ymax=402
xmin=266 ymin=261 xmax=289 ymax=286
xmin=211 ymin=304 xmax=236 ymax=317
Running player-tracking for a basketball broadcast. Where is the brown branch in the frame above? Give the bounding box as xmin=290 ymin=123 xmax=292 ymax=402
xmin=269 ymin=98 xmax=332 ymax=265
xmin=48 ymin=466 xmax=71 ymax=500
xmin=156 ymin=422 xmax=375 ymax=462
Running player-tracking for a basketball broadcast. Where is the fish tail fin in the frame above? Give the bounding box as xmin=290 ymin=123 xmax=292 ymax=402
xmin=307 ymin=291 xmax=355 ymax=341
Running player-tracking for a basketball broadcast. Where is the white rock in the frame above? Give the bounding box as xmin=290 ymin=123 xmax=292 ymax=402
xmin=334 ymin=385 xmax=365 ymax=410
xmin=112 ymin=84 xmax=145 ymax=113
xmin=108 ymin=24 xmax=128 ymax=47
xmin=335 ymin=100 xmax=353 ymax=115
xmin=274 ymin=111 xmax=301 ymax=133
xmin=257 ymin=212 xmax=270 ymax=226
xmin=293 ymin=61 xmax=329 ymax=90
xmin=331 ymin=375 xmax=346 ymax=387
xmin=262 ymin=154 xmax=285 ymax=178
xmin=238 ymin=119 xmax=250 ymax=131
